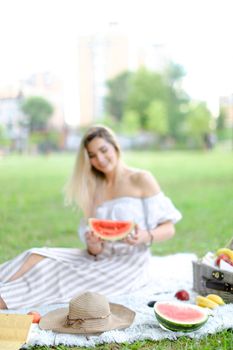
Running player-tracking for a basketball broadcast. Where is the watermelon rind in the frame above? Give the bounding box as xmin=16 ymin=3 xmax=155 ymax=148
xmin=89 ymin=218 xmax=135 ymax=241
xmin=154 ymin=301 xmax=208 ymax=333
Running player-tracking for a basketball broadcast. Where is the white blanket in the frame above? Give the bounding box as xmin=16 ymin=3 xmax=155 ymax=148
xmin=1 ymin=253 xmax=233 ymax=348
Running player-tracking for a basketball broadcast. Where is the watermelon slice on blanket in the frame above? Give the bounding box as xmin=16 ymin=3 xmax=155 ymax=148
xmin=154 ymin=301 xmax=209 ymax=332
xmin=89 ymin=218 xmax=134 ymax=241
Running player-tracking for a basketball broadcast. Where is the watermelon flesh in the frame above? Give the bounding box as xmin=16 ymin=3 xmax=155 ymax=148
xmin=89 ymin=218 xmax=134 ymax=241
xmin=154 ymin=301 xmax=208 ymax=332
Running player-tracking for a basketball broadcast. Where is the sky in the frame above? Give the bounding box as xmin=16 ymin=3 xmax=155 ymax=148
xmin=0 ymin=0 xmax=233 ymax=121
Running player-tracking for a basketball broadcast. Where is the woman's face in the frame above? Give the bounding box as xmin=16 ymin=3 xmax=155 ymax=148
xmin=86 ymin=137 xmax=119 ymax=175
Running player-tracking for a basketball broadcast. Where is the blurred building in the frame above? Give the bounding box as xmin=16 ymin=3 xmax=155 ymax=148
xmin=76 ymin=25 xmax=168 ymax=126
xmin=0 ymin=72 xmax=65 ymax=130
xmin=22 ymin=72 xmax=65 ymax=130
xmin=219 ymin=94 xmax=233 ymax=127
xmin=0 ymin=87 xmax=24 ymax=131
xmin=0 ymin=72 xmax=66 ymax=151
xmin=78 ymin=34 xmax=128 ymax=126
xmin=0 ymin=27 xmax=168 ymax=137
xmin=0 ymin=87 xmax=27 ymax=151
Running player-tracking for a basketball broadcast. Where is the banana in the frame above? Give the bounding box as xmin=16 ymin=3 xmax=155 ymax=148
xmin=216 ymin=248 xmax=233 ymax=262
xmin=206 ymin=294 xmax=225 ymax=305
xmin=196 ymin=295 xmax=219 ymax=309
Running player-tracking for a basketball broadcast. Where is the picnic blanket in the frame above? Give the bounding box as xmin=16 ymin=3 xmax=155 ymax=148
xmin=1 ymin=253 xmax=233 ymax=348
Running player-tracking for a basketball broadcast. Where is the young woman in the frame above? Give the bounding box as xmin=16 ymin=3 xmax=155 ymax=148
xmin=0 ymin=125 xmax=182 ymax=309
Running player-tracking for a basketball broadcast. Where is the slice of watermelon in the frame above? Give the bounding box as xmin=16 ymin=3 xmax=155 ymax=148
xmin=154 ymin=301 xmax=209 ymax=332
xmin=89 ymin=218 xmax=134 ymax=241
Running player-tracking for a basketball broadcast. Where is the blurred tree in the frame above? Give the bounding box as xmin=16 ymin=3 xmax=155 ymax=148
xmin=105 ymin=71 xmax=132 ymax=121
xmin=121 ymin=110 xmax=141 ymax=135
xmin=0 ymin=125 xmax=10 ymax=147
xmin=164 ymin=62 xmax=186 ymax=85
xmin=21 ymin=96 xmax=54 ymax=132
xmin=185 ymin=102 xmax=213 ymax=147
xmin=126 ymin=67 xmax=166 ymax=128
xmin=216 ymin=107 xmax=227 ymax=130
xmin=99 ymin=116 xmax=120 ymax=132
xmin=216 ymin=107 xmax=231 ymax=142
xmin=29 ymin=130 xmax=60 ymax=153
xmin=163 ymin=62 xmax=189 ymax=138
xmin=104 ymin=62 xmax=190 ymax=143
xmin=145 ymin=100 xmax=168 ymax=136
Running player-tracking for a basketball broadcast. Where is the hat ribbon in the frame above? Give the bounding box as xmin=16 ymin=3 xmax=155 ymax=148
xmin=65 ymin=313 xmax=111 ymax=327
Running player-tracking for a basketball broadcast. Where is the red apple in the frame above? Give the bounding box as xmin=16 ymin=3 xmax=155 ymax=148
xmin=27 ymin=311 xmax=41 ymax=323
xmin=215 ymin=254 xmax=233 ymax=267
xmin=175 ymin=289 xmax=190 ymax=301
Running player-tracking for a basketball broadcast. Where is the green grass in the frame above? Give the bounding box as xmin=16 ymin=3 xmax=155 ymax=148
xmin=0 ymin=150 xmax=233 ymax=350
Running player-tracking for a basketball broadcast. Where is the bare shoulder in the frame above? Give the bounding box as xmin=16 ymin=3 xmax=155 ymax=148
xmin=129 ymin=169 xmax=161 ymax=197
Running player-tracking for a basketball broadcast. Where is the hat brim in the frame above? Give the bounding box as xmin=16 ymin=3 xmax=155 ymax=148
xmin=39 ymin=303 xmax=135 ymax=334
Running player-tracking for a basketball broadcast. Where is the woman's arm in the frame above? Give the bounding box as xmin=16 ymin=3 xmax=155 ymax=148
xmin=125 ymin=221 xmax=175 ymax=246
xmin=148 ymin=221 xmax=175 ymax=243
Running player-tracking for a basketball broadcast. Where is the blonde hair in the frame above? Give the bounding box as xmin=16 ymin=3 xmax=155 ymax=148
xmin=65 ymin=125 xmax=121 ymax=218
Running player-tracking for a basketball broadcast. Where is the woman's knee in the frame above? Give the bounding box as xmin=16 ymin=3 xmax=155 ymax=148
xmin=28 ymin=253 xmax=45 ymax=264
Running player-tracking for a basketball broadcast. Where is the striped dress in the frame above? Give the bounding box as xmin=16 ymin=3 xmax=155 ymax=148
xmin=0 ymin=192 xmax=182 ymax=309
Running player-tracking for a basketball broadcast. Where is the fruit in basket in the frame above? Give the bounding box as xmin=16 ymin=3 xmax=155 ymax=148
xmin=174 ymin=290 xmax=190 ymax=301
xmin=206 ymin=294 xmax=225 ymax=305
xmin=154 ymin=301 xmax=208 ymax=332
xmin=216 ymin=248 xmax=233 ymax=263
xmin=215 ymin=254 xmax=233 ymax=267
xmin=196 ymin=295 xmax=218 ymax=309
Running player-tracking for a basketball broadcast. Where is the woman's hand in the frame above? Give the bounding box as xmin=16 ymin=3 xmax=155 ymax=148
xmin=124 ymin=221 xmax=175 ymax=246
xmin=85 ymin=231 xmax=104 ymax=255
xmin=123 ymin=225 xmax=151 ymax=246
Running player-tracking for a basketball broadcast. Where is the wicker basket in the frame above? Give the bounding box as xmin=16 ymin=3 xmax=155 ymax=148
xmin=192 ymin=239 xmax=233 ymax=303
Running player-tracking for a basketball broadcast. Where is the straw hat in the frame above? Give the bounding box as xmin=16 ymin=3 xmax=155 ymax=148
xmin=39 ymin=291 xmax=135 ymax=334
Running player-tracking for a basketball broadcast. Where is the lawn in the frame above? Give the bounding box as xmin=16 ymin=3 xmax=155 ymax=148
xmin=0 ymin=150 xmax=232 ymax=350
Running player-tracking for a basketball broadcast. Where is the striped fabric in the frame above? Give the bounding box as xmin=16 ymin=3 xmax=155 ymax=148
xmin=0 ymin=194 xmax=182 ymax=309
xmin=0 ymin=245 xmax=150 ymax=309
